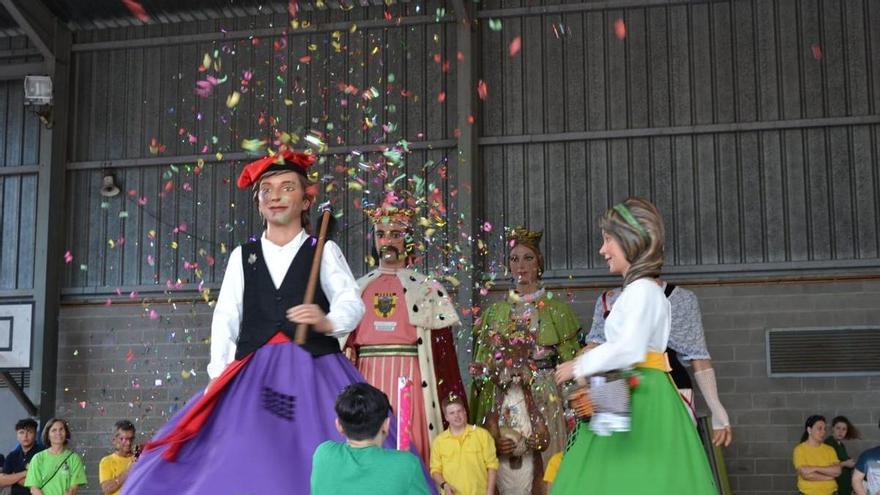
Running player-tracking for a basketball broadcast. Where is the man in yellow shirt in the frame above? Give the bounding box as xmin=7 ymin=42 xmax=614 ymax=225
xmin=99 ymin=420 xmax=137 ymax=495
xmin=430 ymin=396 xmax=498 ymax=495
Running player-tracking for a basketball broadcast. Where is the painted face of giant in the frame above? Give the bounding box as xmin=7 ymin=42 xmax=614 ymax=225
xmin=257 ymin=171 xmax=310 ymax=227
xmin=508 ymin=244 xmax=540 ymax=288
xmin=599 ymin=230 xmax=631 ymax=276
xmin=374 ymin=220 xmax=408 ymax=268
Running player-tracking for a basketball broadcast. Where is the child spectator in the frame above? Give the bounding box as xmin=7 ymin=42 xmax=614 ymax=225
xmin=311 ymin=382 xmax=429 ymax=495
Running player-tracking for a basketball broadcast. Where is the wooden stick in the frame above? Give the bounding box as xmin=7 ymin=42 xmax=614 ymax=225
xmin=295 ymin=208 xmax=332 ymax=345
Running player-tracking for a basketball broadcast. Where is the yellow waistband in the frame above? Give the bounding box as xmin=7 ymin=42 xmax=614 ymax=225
xmin=636 ymin=351 xmax=672 ymax=372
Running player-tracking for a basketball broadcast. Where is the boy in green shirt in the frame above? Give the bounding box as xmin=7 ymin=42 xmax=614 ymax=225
xmin=311 ymin=383 xmax=430 ymax=495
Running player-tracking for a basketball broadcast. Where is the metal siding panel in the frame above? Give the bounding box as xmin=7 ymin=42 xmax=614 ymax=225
xmin=820 ymin=0 xmax=847 ymax=118
xmin=870 ymin=0 xmax=880 ymax=114
xmin=103 ymin=175 xmax=123 ymax=288
xmin=482 ymin=16 xmax=503 ymax=137
xmin=585 ymin=11 xmax=607 ymax=131
xmin=4 ymin=78 xmax=23 ymax=166
xmin=695 ymin=134 xmax=718 ymax=264
xmin=829 ymin=127 xmax=855 ymax=259
xmin=212 ymin=162 xmax=234 ymax=284
xmin=852 ymin=125 xmax=879 ymax=259
xmin=783 ymin=129 xmax=809 ymax=261
xmin=523 ymin=14 xmax=542 ymax=135
xmin=563 ymin=11 xmax=585 ymax=132
xmin=108 ymin=48 xmax=128 ymax=160
xmin=717 ymin=134 xmax=740 ymax=263
xmin=739 ymin=132 xmax=764 ymax=263
xmin=0 ymin=84 xmax=7 ymax=166
xmin=405 ymin=25 xmax=426 ymax=142
xmin=798 ymin=0 xmax=824 ymax=120
xmin=650 ymin=137 xmax=673 ymax=261
xmin=672 ymin=135 xmax=697 ymax=265
xmin=630 ymin=137 xmax=651 ymax=199
xmin=86 ymin=171 xmax=106 ymax=287
xmin=567 ymin=141 xmax=589 ymax=268
xmin=444 ymin=24 xmax=458 ymax=140
xmin=647 ymin=7 xmax=670 ymax=128
xmin=176 ymin=23 xmax=198 ymax=158
xmin=68 ymin=172 xmax=90 ymax=287
xmin=504 ymin=144 xmax=525 ymax=226
xmin=0 ymin=176 xmax=19 ymax=288
xmin=627 ymin=9 xmax=648 ymax=129
xmin=843 ymin=0 xmax=870 ymax=117
xmin=690 ymin=3 xmax=713 ymax=125
xmin=546 ymin=142 xmax=567 ymax=270
xmin=124 ymin=41 xmax=145 ymax=158
xmin=526 ymin=143 xmax=545 ymax=231
xmin=732 ymin=0 xmax=757 ymax=122
xmin=777 ymin=0 xmax=803 ymax=120
xmin=609 ymin=140 xmax=628 ymax=201
xmin=607 ymin=10 xmax=627 ymax=130
xmin=89 ymin=48 xmax=110 ymax=161
xmin=805 ymin=127 xmax=832 ymax=260
xmin=711 ymin=2 xmax=735 ymax=124
xmin=588 ymin=140 xmax=609 ymax=268
xmin=755 ymin=0 xmax=781 ymax=121
xmin=761 ymin=132 xmax=787 ymax=262
xmin=483 ymin=146 xmax=505 ymax=254
xmin=16 ymin=175 xmax=36 ymax=288
xmin=122 ymin=168 xmax=143 ymax=286
xmin=140 ymin=166 xmax=160 ymax=287
xmin=545 ymin=14 xmax=565 ymax=134
xmin=386 ymin=27 xmax=404 ymax=143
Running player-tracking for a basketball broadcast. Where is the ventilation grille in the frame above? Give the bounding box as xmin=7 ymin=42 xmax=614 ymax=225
xmin=767 ymin=327 xmax=880 ymax=376
xmin=0 ymin=370 xmax=31 ymax=389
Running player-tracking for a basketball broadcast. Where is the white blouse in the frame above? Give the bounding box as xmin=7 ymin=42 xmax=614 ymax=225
xmin=574 ymin=278 xmax=671 ymax=378
xmin=207 ymin=231 xmax=365 ymax=378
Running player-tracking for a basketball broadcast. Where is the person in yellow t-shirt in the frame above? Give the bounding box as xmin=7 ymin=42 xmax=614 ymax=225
xmin=430 ymin=396 xmax=498 ymax=495
xmin=98 ymin=420 xmax=137 ymax=495
xmin=793 ymin=415 xmax=841 ymax=495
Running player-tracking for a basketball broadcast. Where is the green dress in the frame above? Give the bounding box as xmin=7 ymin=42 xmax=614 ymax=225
xmin=468 ymin=289 xmax=581 ymax=469
xmin=550 ymin=279 xmax=716 ymax=494
xmin=825 ymin=436 xmax=852 ymax=495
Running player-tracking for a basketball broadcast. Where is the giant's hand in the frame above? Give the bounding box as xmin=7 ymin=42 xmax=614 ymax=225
xmin=286 ymin=304 xmax=333 ymax=332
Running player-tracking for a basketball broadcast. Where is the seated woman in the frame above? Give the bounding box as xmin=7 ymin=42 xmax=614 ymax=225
xmin=551 ymin=197 xmax=717 ymax=494
xmin=468 ymin=227 xmax=581 ymax=495
xmin=794 ymin=415 xmax=841 ymax=495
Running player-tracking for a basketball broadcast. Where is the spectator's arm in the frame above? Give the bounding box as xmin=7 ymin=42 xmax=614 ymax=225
xmin=816 ymin=464 xmax=841 ymax=477
xmin=30 ymin=488 xmax=44 ymax=495
xmin=486 ymin=468 xmax=497 ymax=495
xmin=65 ymin=486 xmax=78 ymax=495
xmin=100 ymin=472 xmax=128 ymax=495
xmin=852 ymin=468 xmax=867 ymax=495
xmin=0 ymin=471 xmax=27 ymax=487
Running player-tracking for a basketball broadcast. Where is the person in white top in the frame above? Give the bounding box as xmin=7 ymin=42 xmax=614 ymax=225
xmin=549 ymin=197 xmax=717 ymax=494
xmin=121 ymin=149 xmax=430 ymax=495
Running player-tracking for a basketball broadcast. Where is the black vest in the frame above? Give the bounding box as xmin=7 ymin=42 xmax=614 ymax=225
xmin=236 ymin=239 xmax=339 ymax=359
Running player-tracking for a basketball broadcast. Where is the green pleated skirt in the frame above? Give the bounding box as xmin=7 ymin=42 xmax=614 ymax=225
xmin=550 ymin=368 xmax=717 ymax=494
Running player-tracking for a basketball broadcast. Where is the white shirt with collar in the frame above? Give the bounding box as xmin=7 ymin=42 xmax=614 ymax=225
xmin=574 ymin=278 xmax=671 ymax=378
xmin=207 ymin=230 xmax=365 ymax=379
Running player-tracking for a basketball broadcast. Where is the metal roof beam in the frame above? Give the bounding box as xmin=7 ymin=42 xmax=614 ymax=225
xmin=0 ymin=61 xmax=46 ymax=80
xmin=0 ymin=0 xmax=60 ymax=61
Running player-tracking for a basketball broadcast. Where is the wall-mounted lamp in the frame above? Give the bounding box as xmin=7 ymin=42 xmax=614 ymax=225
xmin=23 ymin=76 xmax=54 ymax=128
xmin=100 ymin=173 xmax=120 ymax=197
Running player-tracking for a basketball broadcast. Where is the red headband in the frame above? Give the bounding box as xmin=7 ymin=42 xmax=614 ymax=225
xmin=236 ymin=150 xmax=315 ymax=189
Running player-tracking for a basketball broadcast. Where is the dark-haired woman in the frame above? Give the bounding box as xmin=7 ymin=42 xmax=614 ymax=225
xmin=551 ymin=198 xmax=716 ymax=494
xmin=825 ymin=415 xmax=859 ymax=495
xmin=794 ymin=415 xmax=841 ymax=494
xmin=24 ymin=419 xmax=86 ymax=495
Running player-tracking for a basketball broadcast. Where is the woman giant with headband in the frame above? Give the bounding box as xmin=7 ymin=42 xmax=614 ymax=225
xmin=551 ymin=197 xmax=717 ymax=494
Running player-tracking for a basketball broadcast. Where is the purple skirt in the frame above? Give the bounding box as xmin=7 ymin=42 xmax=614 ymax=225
xmin=123 ymin=340 xmax=435 ymax=494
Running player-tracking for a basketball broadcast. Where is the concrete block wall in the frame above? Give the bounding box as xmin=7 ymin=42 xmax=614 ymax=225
xmin=48 ymin=279 xmax=880 ymax=494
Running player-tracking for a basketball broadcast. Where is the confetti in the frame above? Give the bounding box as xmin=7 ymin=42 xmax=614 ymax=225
xmin=810 ymin=43 xmax=823 ymax=61
xmin=121 ymin=0 xmax=150 ymax=23
xmin=613 ymin=19 xmax=626 ymax=40
xmin=509 ymin=36 xmax=522 ymax=56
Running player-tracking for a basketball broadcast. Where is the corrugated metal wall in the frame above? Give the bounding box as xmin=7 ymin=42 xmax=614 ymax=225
xmin=62 ymin=4 xmax=458 ymax=291
xmin=478 ymin=0 xmax=880 ymax=279
xmin=0 ymin=36 xmax=42 ymax=291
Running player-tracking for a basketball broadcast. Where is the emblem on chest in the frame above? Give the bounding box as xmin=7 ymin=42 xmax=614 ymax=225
xmin=373 ymin=292 xmax=399 ymax=318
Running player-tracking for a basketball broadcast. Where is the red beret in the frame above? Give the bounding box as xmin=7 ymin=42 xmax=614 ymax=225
xmin=236 ymin=150 xmax=315 ymax=189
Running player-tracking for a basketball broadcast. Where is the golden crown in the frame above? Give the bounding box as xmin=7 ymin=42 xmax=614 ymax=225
xmin=507 ymin=226 xmax=543 ymax=246
xmin=365 ymin=206 xmax=416 ymax=225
